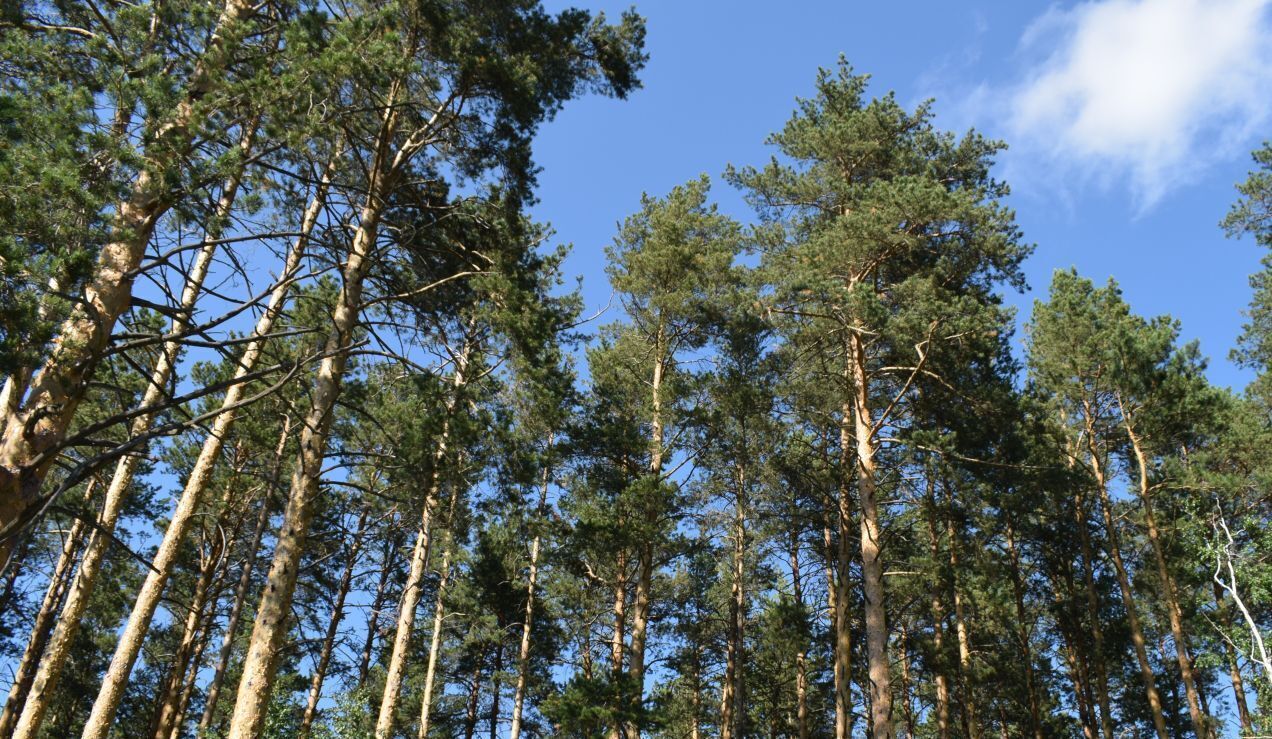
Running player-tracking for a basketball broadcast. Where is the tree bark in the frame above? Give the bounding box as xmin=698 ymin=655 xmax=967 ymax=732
xmin=790 ymin=521 xmax=810 ymax=739
xmin=510 ymin=443 xmax=552 ymax=739
xmin=84 ymin=151 xmax=333 ymax=739
xmin=15 ymin=150 xmax=249 ymax=737
xmin=223 ymin=96 xmax=402 ymax=738
xmin=847 ymin=332 xmax=893 ymax=738
xmin=415 ymin=536 xmax=455 ymax=739
xmin=1214 ymin=581 xmax=1253 ymax=734
xmin=720 ymin=463 xmax=747 ymax=739
xmin=151 ymin=527 xmax=222 ymax=739
xmin=1084 ymin=426 xmax=1170 ymax=739
xmin=1003 ymin=520 xmax=1045 ymax=739
xmin=1119 ymin=405 xmax=1210 ymax=738
xmin=375 ymin=342 xmax=470 ymax=739
xmin=924 ymin=485 xmax=952 ymax=739
xmin=298 ymin=505 xmax=371 ymax=739
xmin=357 ymin=529 xmax=400 ymax=688
xmin=0 ymin=479 xmax=93 ymax=739
xmin=943 ymin=487 xmax=981 ymax=739
xmin=833 ymin=403 xmax=855 ymax=739
xmin=197 ymin=424 xmax=288 ymax=736
xmin=0 ymin=0 xmax=255 ymax=568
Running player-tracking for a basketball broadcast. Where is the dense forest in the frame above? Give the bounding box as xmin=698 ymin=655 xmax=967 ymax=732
xmin=0 ymin=1 xmax=1270 ymax=737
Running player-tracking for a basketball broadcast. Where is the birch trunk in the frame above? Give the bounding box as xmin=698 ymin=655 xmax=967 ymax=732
xmin=0 ymin=0 xmax=254 ymax=567
xmin=1215 ymin=581 xmax=1253 ymax=734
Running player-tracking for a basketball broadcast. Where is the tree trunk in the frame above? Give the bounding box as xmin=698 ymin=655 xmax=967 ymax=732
xmin=608 ymin=547 xmax=627 ymax=739
xmin=415 ymin=539 xmax=455 ymax=739
xmin=1120 ymin=407 xmax=1210 ymax=738
xmin=1074 ymin=485 xmax=1116 ymax=739
xmin=0 ymin=0 xmax=254 ymax=569
xmin=223 ymin=100 xmax=401 ymax=739
xmin=151 ymin=528 xmax=221 ymax=739
xmin=0 ymin=480 xmax=93 ymax=739
xmin=790 ymin=522 xmax=810 ymax=739
xmin=848 ymin=332 xmax=893 ymax=739
xmin=833 ymin=403 xmax=855 ymax=739
xmin=943 ymin=487 xmax=981 ymax=739
xmin=721 ymin=463 xmax=747 ymax=739
xmin=627 ymin=329 xmax=667 ymax=739
xmin=510 ymin=444 xmax=552 ymax=739
xmin=15 ymin=158 xmax=248 ymax=738
xmin=1085 ymin=428 xmax=1170 ymax=739
xmin=299 ymin=505 xmax=370 ymax=739
xmin=84 ymin=152 xmax=333 ymax=739
xmin=376 ymin=344 xmax=470 ymax=739
xmin=1003 ymin=520 xmax=1045 ymax=739
xmin=1214 ymin=581 xmax=1253 ymax=734
xmin=357 ymin=530 xmax=399 ymax=687
xmin=924 ymin=486 xmax=952 ymax=739
xmin=197 ymin=424 xmax=288 ymax=736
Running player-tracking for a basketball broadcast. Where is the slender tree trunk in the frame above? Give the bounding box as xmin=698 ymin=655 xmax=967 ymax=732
xmin=223 ymin=100 xmax=402 ymax=739
xmin=298 ymin=506 xmax=370 ymax=739
xmin=414 ymin=540 xmax=455 ymax=739
xmin=1004 ymin=520 xmax=1045 ymax=739
xmin=464 ymin=665 xmax=482 ymax=739
xmin=721 ymin=463 xmax=747 ymax=739
xmin=166 ymin=599 xmax=216 ymax=739
xmin=14 ymin=154 xmax=251 ymax=738
xmin=943 ymin=487 xmax=981 ymax=739
xmin=151 ymin=529 xmax=221 ymax=739
xmin=1085 ymin=428 xmax=1170 ymax=739
xmin=833 ymin=404 xmax=855 ymax=739
xmin=509 ymin=444 xmax=552 ymax=739
xmin=898 ymin=621 xmax=916 ymax=739
xmin=357 ymin=530 xmax=399 ymax=687
xmin=81 ymin=134 xmax=327 ymax=739
xmin=489 ymin=645 xmax=502 ymax=739
xmin=1119 ymin=407 xmax=1210 ymax=737
xmin=0 ymin=0 xmax=254 ymax=569
xmin=0 ymin=479 xmax=94 ymax=738
xmin=197 ymin=424 xmax=288 ymax=735
xmin=848 ymin=332 xmax=893 ymax=738
xmin=376 ymin=345 xmax=470 ymax=739
xmin=627 ymin=329 xmax=667 ymax=739
xmin=790 ymin=523 xmax=810 ymax=739
xmin=1074 ymin=485 xmax=1116 ymax=739
xmin=925 ymin=489 xmax=952 ymax=739
xmin=1213 ymin=581 xmax=1253 ymax=734
xmin=608 ymin=547 xmax=627 ymax=739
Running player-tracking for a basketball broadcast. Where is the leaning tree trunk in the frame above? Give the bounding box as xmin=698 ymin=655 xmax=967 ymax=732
xmin=223 ymin=98 xmax=403 ymax=739
xmin=14 ymin=139 xmax=253 ymax=737
xmin=417 ymin=480 xmax=464 ymax=739
xmin=298 ymin=505 xmax=370 ymax=739
xmin=0 ymin=478 xmax=94 ymax=738
xmin=848 ymin=331 xmax=893 ymax=739
xmin=1214 ymin=581 xmax=1254 ymax=734
xmin=509 ymin=446 xmax=552 ymax=739
xmin=197 ymin=424 xmax=289 ymax=735
xmin=1084 ymin=427 xmax=1170 ymax=739
xmin=0 ymin=0 xmax=254 ymax=569
xmin=1120 ymin=405 xmax=1211 ymax=738
xmin=375 ymin=343 xmax=470 ymax=739
xmin=83 ymin=155 xmax=333 ymax=739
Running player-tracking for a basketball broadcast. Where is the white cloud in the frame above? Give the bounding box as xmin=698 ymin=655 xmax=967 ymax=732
xmin=1003 ymin=0 xmax=1272 ymax=208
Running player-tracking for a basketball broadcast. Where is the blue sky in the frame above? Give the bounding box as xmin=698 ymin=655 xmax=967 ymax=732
xmin=531 ymin=0 xmax=1272 ymax=391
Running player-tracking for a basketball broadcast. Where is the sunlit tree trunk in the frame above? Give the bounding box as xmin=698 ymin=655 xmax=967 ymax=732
xmin=198 ymin=425 xmax=288 ymax=735
xmin=510 ymin=446 xmax=552 ymax=739
xmin=0 ymin=478 xmax=94 ymax=738
xmin=0 ymin=0 xmax=255 ymax=569
xmin=943 ymin=486 xmax=980 ymax=739
xmin=376 ymin=341 xmax=470 ymax=739
xmin=299 ymin=505 xmax=371 ymax=739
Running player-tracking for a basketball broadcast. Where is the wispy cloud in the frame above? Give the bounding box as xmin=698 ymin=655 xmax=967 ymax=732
xmin=995 ymin=0 xmax=1272 ymax=208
